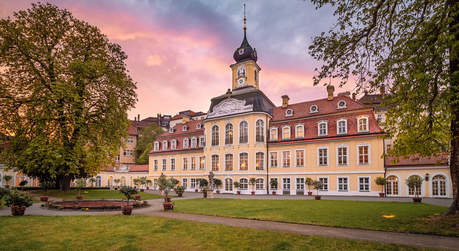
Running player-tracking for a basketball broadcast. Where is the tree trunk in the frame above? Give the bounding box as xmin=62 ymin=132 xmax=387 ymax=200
xmin=445 ymin=0 xmax=459 ymax=215
xmin=59 ymin=176 xmax=72 ymax=191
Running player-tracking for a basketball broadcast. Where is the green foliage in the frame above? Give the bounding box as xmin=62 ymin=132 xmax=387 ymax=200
xmin=375 ymin=177 xmax=387 ymax=193
xmin=308 ymin=0 xmax=458 ymax=158
xmin=174 ymin=185 xmax=185 ymax=196
xmin=198 ymin=179 xmax=208 ymax=188
xmin=270 ymin=178 xmax=278 ymax=188
xmin=0 ymin=3 xmax=137 ymax=189
xmin=19 ymin=180 xmax=28 ymax=188
xmin=135 ymin=123 xmax=163 ymax=164
xmin=157 ymin=174 xmax=177 ymax=199
xmin=119 ymin=186 xmax=138 ymax=201
xmin=312 ymin=181 xmax=323 ymax=195
xmin=0 ymin=187 xmax=9 ymax=199
xmin=114 ymin=179 xmax=120 ymax=185
xmin=3 ymin=175 xmax=12 ymax=183
xmin=88 ymin=177 xmax=96 ymax=186
xmin=3 ymin=189 xmax=33 ymax=208
xmin=406 ymin=176 xmax=424 ymax=198
xmin=305 ymin=178 xmax=314 ymax=191
xmin=233 ymin=181 xmax=240 ymax=190
xmin=213 ymin=178 xmax=222 ymax=188
xmin=133 ymin=178 xmax=140 ymax=187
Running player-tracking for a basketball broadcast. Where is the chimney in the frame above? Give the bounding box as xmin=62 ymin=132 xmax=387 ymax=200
xmin=327 ymin=85 xmax=335 ymax=101
xmin=352 ymin=93 xmax=356 ymax=100
xmin=380 ymin=84 xmax=385 ymax=95
xmin=281 ymin=95 xmax=289 ymax=108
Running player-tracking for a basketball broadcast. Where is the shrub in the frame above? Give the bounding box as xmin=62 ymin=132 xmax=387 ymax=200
xmin=174 ymin=185 xmax=185 ymax=197
xmin=119 ymin=186 xmax=138 ymax=204
xmin=3 ymin=189 xmax=33 ymax=208
xmin=375 ymin=177 xmax=387 ymax=193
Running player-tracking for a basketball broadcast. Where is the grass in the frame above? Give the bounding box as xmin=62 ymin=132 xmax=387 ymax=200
xmin=30 ymin=189 xmax=162 ymax=200
xmin=174 ymin=199 xmax=459 ymax=237
xmin=0 ymin=215 xmax=434 ymax=251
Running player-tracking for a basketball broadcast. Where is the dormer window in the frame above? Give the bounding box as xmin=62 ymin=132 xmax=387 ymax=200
xmin=358 ymin=117 xmax=369 ymax=132
xmin=285 ymin=109 xmax=294 ymax=117
xmin=310 ymin=105 xmax=318 ymax=113
xmin=182 ymin=125 xmax=189 ymax=131
xmin=337 ymin=119 xmax=347 ymax=135
xmin=295 ymin=124 xmax=304 ymax=138
xmin=191 ymin=137 xmax=197 ymax=148
xmin=199 ymin=136 xmax=205 ymax=147
xmin=162 ymin=140 xmax=168 ymax=151
xmin=169 ymin=128 xmax=174 ymax=133
xmin=282 ymin=126 xmax=291 ymax=140
xmin=337 ymin=100 xmax=347 ymax=109
xmin=318 ymin=121 xmax=328 ymax=136
xmin=154 ymin=141 xmax=160 ymax=151
xmin=183 ymin=138 xmax=189 ymax=149
xmin=171 ymin=139 xmax=177 ymax=150
xmin=196 ymin=123 xmax=202 ymax=129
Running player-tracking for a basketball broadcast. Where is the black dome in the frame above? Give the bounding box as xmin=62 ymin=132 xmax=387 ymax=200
xmin=233 ymin=33 xmax=257 ymax=63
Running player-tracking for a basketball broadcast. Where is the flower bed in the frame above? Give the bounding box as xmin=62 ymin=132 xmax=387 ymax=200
xmin=46 ymin=200 xmax=148 ymax=211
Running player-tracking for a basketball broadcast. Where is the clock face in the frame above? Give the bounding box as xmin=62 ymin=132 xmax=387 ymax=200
xmin=238 ymin=48 xmax=245 ymax=55
xmin=237 ymin=78 xmax=246 ymax=87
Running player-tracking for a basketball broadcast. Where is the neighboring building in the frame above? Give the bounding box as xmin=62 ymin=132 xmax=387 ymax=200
xmin=148 ymin=21 xmax=391 ymax=196
xmin=169 ymin=110 xmax=207 ymax=128
xmin=97 ymin=164 xmax=149 ymax=188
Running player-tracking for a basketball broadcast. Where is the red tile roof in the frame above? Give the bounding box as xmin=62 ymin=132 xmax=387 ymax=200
xmin=127 ymin=122 xmax=137 ymax=135
xmin=385 ymin=153 xmax=449 ymax=167
xmin=101 ymin=164 xmax=149 ymax=172
xmin=150 ymin=119 xmax=204 ymax=154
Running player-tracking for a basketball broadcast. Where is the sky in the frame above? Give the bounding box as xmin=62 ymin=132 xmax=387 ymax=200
xmin=0 ymin=0 xmax=352 ymax=120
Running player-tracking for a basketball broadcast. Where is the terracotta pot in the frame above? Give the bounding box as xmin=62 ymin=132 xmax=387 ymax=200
xmin=272 ymin=191 xmax=276 ymax=195
xmin=76 ymin=195 xmax=83 ymax=200
xmin=237 ymin=191 xmax=241 ymax=195
xmin=412 ymin=197 xmax=422 ymax=203
xmin=195 ymin=189 xmax=198 ymax=192
xmin=122 ymin=205 xmax=133 ymax=215
xmin=177 ymin=193 xmax=183 ymax=197
xmin=308 ymin=192 xmax=313 ymax=196
xmin=134 ymin=195 xmax=141 ymax=200
xmin=216 ymin=190 xmax=220 ymax=194
xmin=11 ymin=206 xmax=26 ymax=216
xmin=40 ymin=196 xmax=48 ymax=202
xmin=315 ymin=195 xmax=321 ymax=200
xmin=163 ymin=202 xmax=174 ymax=210
xmin=140 ymin=189 xmax=145 ymax=192
xmin=203 ymin=191 xmax=207 ymax=198
xmin=251 ymin=191 xmax=255 ymax=195
xmin=379 ymin=193 xmax=385 ymax=198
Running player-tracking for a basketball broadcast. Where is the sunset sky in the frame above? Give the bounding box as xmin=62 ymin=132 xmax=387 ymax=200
xmin=0 ymin=0 xmax=354 ymax=120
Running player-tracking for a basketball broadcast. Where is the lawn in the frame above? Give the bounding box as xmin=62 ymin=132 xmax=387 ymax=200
xmin=31 ymin=189 xmax=162 ymax=200
xmin=0 ymin=216 xmax=432 ymax=251
xmin=174 ymin=199 xmax=459 ymax=237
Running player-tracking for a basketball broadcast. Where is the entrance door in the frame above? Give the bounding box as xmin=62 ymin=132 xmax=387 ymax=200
xmin=296 ymin=178 xmax=305 ymax=195
xmin=225 ymin=178 xmax=233 ymax=192
xmin=283 ymin=178 xmax=291 ymax=195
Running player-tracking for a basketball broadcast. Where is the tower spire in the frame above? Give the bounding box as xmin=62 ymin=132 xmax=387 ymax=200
xmin=243 ymin=3 xmax=247 ymax=37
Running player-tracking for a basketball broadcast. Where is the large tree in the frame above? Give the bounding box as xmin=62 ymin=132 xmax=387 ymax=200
xmin=309 ymin=0 xmax=458 ymax=214
xmin=0 ymin=3 xmax=137 ymax=190
xmin=135 ymin=123 xmax=163 ymax=164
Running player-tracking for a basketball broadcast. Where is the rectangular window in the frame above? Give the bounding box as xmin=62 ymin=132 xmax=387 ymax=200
xmin=199 ymin=136 xmax=205 ymax=147
xmin=318 ymin=148 xmax=328 ymax=166
xmin=296 ymin=125 xmax=304 ymax=138
xmin=127 ymin=137 xmax=134 ymax=143
xmin=358 ymin=145 xmax=369 ymax=165
xmin=296 ymin=178 xmax=305 ymax=190
xmin=199 ymin=156 xmax=205 ymax=170
xmin=359 ymin=177 xmax=370 ymax=192
xmin=191 ymin=157 xmax=196 ymax=170
xmin=182 ymin=178 xmax=187 ymax=189
xmin=319 ymin=177 xmax=328 ymax=191
xmin=239 ymin=153 xmax=248 ymax=170
xmin=183 ymin=158 xmax=188 ymax=171
xmin=270 ymin=152 xmax=278 ymax=168
xmin=212 ymin=155 xmax=219 ymax=171
xmin=162 ymin=159 xmax=167 ymax=171
xmin=318 ymin=122 xmax=328 ymax=136
xmin=282 ymin=151 xmax=291 ymax=168
xmin=358 ymin=118 xmax=369 ymax=132
xmin=283 ymin=127 xmax=290 ymax=140
xmin=283 ymin=178 xmax=290 ymax=190
xmin=225 ymin=154 xmax=233 ymax=171
xmin=270 ymin=178 xmax=278 ymax=189
xmin=170 ymin=158 xmax=175 ymax=171
xmin=190 ymin=178 xmax=196 ymax=189
xmin=115 ymin=155 xmax=120 ymax=162
xmin=154 ymin=160 xmax=158 ymax=171
xmin=256 ymin=152 xmax=264 ymax=170
xmin=337 ymin=146 xmax=348 ymax=165
xmin=295 ymin=150 xmax=304 ymax=167
xmin=270 ymin=128 xmax=278 ymax=141
xmin=338 ymin=177 xmax=348 ymax=192
xmin=337 ymin=120 xmax=347 ymax=134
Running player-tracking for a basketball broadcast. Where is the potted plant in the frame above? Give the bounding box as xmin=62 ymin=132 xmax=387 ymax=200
xmin=174 ymin=185 xmax=185 ymax=197
xmin=270 ymin=179 xmax=278 ymax=195
xmin=375 ymin=177 xmax=387 ymax=198
xmin=19 ymin=180 xmax=28 ymax=190
xmin=4 ymin=189 xmax=33 ymax=216
xmin=119 ymin=186 xmax=137 ymax=215
xmin=249 ymin=178 xmax=256 ymax=195
xmin=114 ymin=179 xmax=120 ymax=190
xmin=234 ymin=181 xmax=240 ymax=195
xmin=134 ymin=194 xmax=141 ymax=200
xmin=88 ymin=177 xmax=96 ymax=187
xmin=406 ymin=176 xmax=424 ymax=202
xmin=306 ymin=178 xmax=314 ymax=196
xmin=157 ymin=174 xmax=176 ymax=210
xmin=199 ymin=179 xmax=208 ymax=198
xmin=75 ymin=178 xmax=86 ymax=200
xmin=313 ymin=180 xmax=323 ymax=200
xmin=213 ymin=178 xmax=222 ymax=194
xmin=0 ymin=188 xmax=9 ymax=207
xmin=139 ymin=177 xmax=149 ymax=192
xmin=3 ymin=175 xmax=12 ymax=188
xmin=145 ymin=179 xmax=152 ymax=190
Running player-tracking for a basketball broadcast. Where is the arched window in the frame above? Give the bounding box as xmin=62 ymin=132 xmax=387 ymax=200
xmin=183 ymin=138 xmax=189 ymax=149
xmin=211 ymin=125 xmax=219 ymax=146
xmin=386 ymin=176 xmax=399 ymax=196
xmin=256 ymin=119 xmax=264 ymax=142
xmin=121 ymin=177 xmax=126 ymax=186
xmin=239 ymin=152 xmax=248 ymax=170
xmin=239 ymin=178 xmax=248 ymax=190
xmin=256 ymin=152 xmax=264 ymax=170
xmin=154 ymin=141 xmax=160 ymax=151
xmin=432 ymin=175 xmax=446 ymax=197
xmin=191 ymin=137 xmax=197 ymax=148
xmin=239 ymin=121 xmax=248 ymax=143
xmin=108 ymin=176 xmax=113 ymax=187
xmin=96 ymin=176 xmax=102 ymax=187
xmin=270 ymin=127 xmax=278 ymax=141
xmin=171 ymin=139 xmax=177 ymax=150
xmin=225 ymin=123 xmax=233 ymax=145
xmin=162 ymin=140 xmax=168 ymax=151
xmin=282 ymin=126 xmax=291 ymax=140
xmin=225 ymin=178 xmax=233 ymax=192
xmin=295 ymin=124 xmax=304 ymax=138
xmin=256 ymin=178 xmax=264 ymax=190
xmin=408 ymin=175 xmax=422 ymax=196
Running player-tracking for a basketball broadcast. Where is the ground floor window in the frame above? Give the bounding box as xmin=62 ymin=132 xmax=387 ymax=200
xmin=338 ymin=177 xmax=348 ymax=192
xmin=319 ymin=177 xmax=328 ymax=191
xmin=190 ymin=178 xmax=196 ymax=189
xmin=283 ymin=178 xmax=290 ymax=190
xmin=359 ymin=177 xmax=370 ymax=192
xmin=270 ymin=178 xmax=278 ymax=190
xmin=182 ymin=178 xmax=187 ymax=189
xmin=386 ymin=176 xmax=398 ymax=195
xmin=432 ymin=175 xmax=446 ymax=196
xmin=408 ymin=175 xmax=421 ymax=196
xmin=96 ymin=176 xmax=101 ymax=187
xmin=239 ymin=178 xmax=248 ymax=190
xmin=256 ymin=178 xmax=264 ymax=190
xmin=225 ymin=178 xmax=233 ymax=191
xmin=296 ymin=178 xmax=305 ymax=190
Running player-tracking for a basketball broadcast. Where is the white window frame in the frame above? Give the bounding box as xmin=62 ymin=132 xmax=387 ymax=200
xmin=225 ymin=123 xmax=234 ymax=145
xmin=337 ymin=100 xmax=347 ymax=109
xmin=270 ymin=151 xmax=278 ymax=168
xmin=357 ymin=143 xmax=371 ymax=165
xmin=318 ymin=121 xmax=328 ymax=137
xmin=337 ymin=176 xmax=349 ymax=192
xmin=282 ymin=177 xmax=291 ymax=190
xmin=183 ymin=138 xmax=189 ymax=149
xmin=295 ymin=149 xmax=305 ymax=167
xmin=154 ymin=141 xmax=160 ymax=151
xmin=256 ymin=178 xmax=264 ymax=190
xmin=336 ymin=144 xmax=349 ymax=166
xmin=182 ymin=157 xmax=188 ymax=171
xmin=153 ymin=159 xmax=158 ymax=171
xmin=182 ymin=178 xmax=187 ymax=189
xmin=319 ymin=177 xmax=329 ymax=191
xmin=358 ymin=176 xmax=371 ymax=192
xmin=162 ymin=140 xmax=168 ymax=151
xmin=310 ymin=104 xmax=319 ymax=113
xmin=171 ymin=139 xmax=177 ymax=150
xmin=211 ymin=125 xmax=219 ymax=146
xmin=199 ymin=136 xmax=205 ymax=147
xmin=191 ymin=157 xmax=197 ymax=170
xmin=239 ymin=152 xmax=249 ymax=171
xmin=255 ymin=151 xmax=264 ymax=170
xmin=255 ymin=119 xmax=265 ymax=143
xmin=282 ymin=126 xmax=291 ymax=140
xmin=285 ymin=109 xmax=294 ymax=117
xmin=270 ymin=178 xmax=278 ymax=190
xmin=191 ymin=137 xmax=197 ymax=148
xmin=127 ymin=137 xmax=134 ymax=143
xmin=211 ymin=154 xmax=220 ymax=171
xmin=182 ymin=125 xmax=188 ymax=131
xmin=170 ymin=158 xmax=176 ymax=171
xmin=270 ymin=127 xmax=278 ymax=141
xmin=282 ymin=150 xmax=291 ymax=168
xmin=337 ymin=119 xmax=347 ymax=135
xmin=225 ymin=153 xmax=233 ymax=171
xmin=162 ymin=159 xmax=167 ymax=171
xmin=239 ymin=178 xmax=248 ymax=190
xmin=317 ymin=146 xmax=329 ymax=166
xmin=239 ymin=120 xmax=249 ymax=144
xmin=357 ymin=116 xmax=369 ymax=133
xmin=199 ymin=156 xmax=206 ymax=170
xmin=295 ymin=124 xmax=304 ymax=138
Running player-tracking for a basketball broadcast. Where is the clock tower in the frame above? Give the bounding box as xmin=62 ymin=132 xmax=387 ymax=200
xmin=230 ymin=5 xmax=261 ymax=90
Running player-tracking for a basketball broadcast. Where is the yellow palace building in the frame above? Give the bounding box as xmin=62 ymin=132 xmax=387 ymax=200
xmin=147 ymin=21 xmax=452 ymax=198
